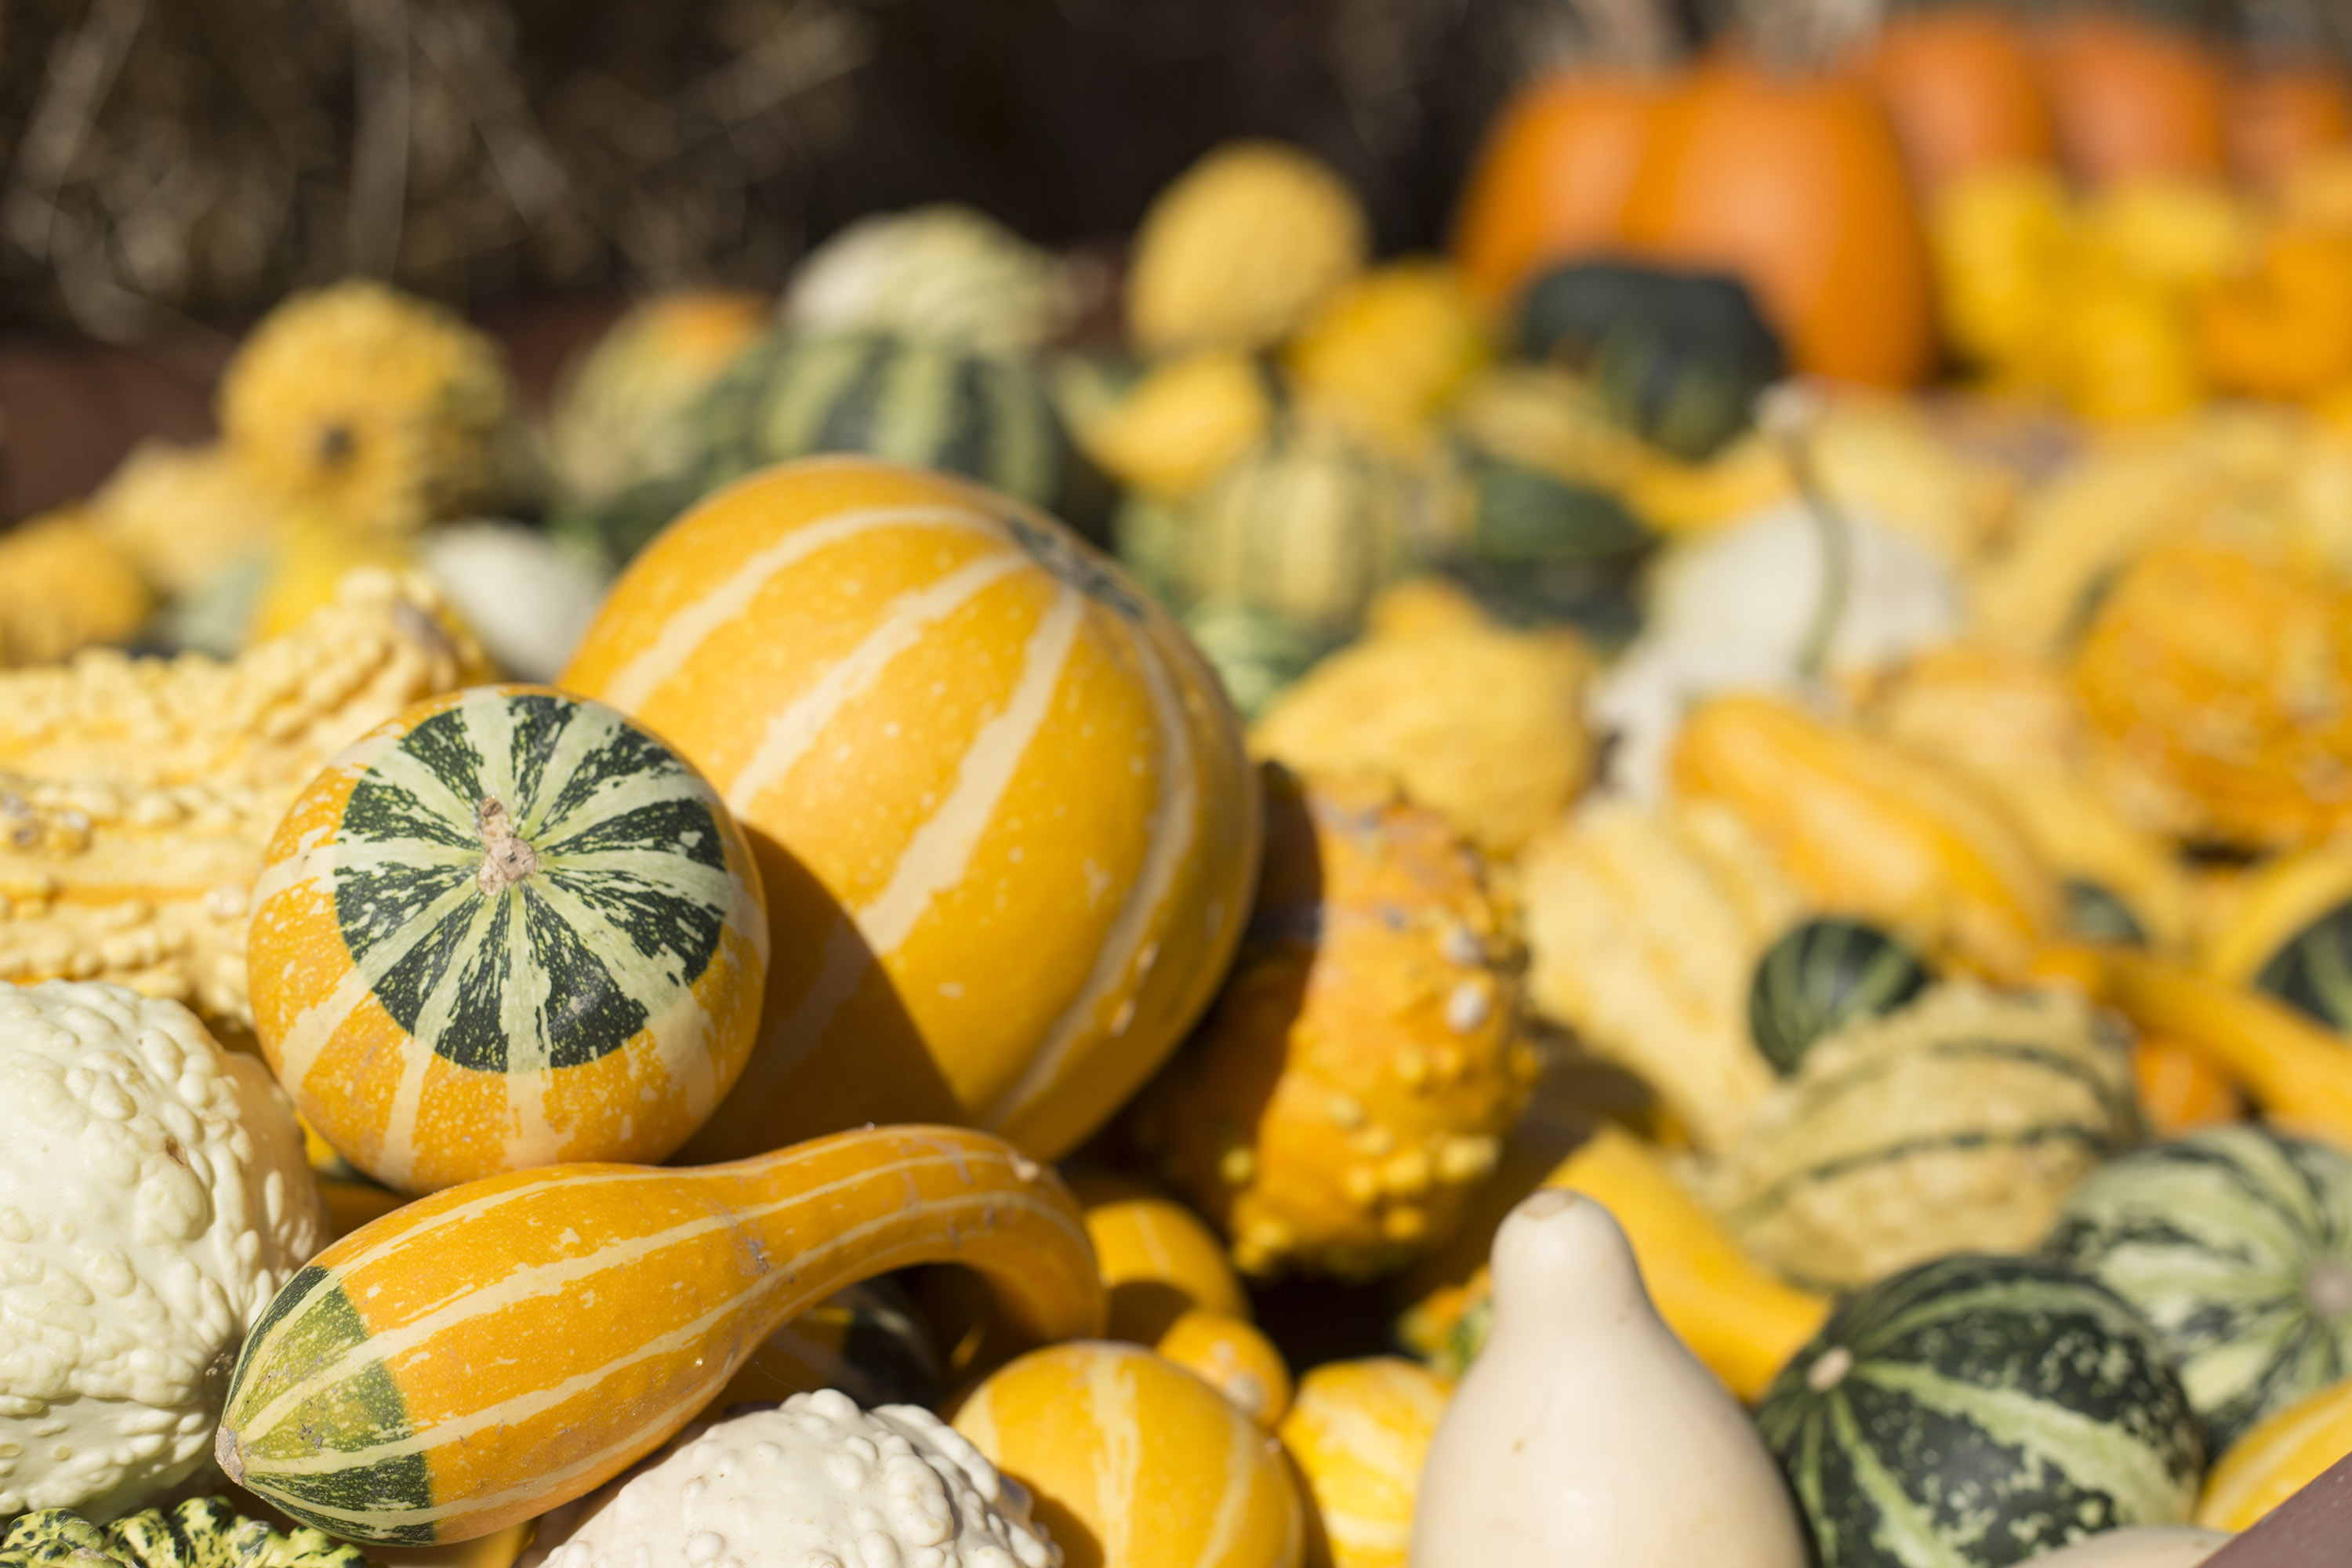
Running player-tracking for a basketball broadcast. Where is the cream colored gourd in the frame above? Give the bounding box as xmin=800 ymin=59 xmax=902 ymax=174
xmin=2013 ymin=1530 xmax=2230 ymax=1568
xmin=1408 ymin=1189 xmax=1806 ymax=1568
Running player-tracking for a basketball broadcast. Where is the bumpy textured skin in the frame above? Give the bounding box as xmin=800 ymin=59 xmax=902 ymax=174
xmin=1132 ymin=769 xmax=1534 ymax=1279
xmin=218 ymin=280 xmax=516 ymax=537
xmin=1250 ymin=615 xmax=1592 ymax=858
xmin=951 ymin=1341 xmax=1304 ymax=1568
xmin=0 ymin=982 xmax=326 ymax=1518
xmin=1276 ymin=1359 xmax=1450 ymax=1568
xmin=544 ymin=292 xmax=773 ymax=510
xmin=523 ymin=1394 xmax=1059 ymax=1568
xmin=0 ymin=572 xmax=487 ymax=1029
xmin=1757 ymin=1254 xmax=2204 ymax=1568
xmin=1126 ymin=142 xmax=1369 ymax=354
xmin=785 ymin=205 xmax=1083 ymax=356
xmin=89 ymin=442 xmax=289 ymax=600
xmin=1515 ymin=799 xmax=1802 ymax=1151
xmin=1708 ymin=982 xmax=2141 ymax=1292
xmin=0 ymin=1497 xmax=368 ymax=1568
xmin=0 ymin=514 xmax=153 ymax=669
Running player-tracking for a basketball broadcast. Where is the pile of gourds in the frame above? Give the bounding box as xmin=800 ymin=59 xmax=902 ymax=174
xmin=9 ymin=13 xmax=2352 ymax=1568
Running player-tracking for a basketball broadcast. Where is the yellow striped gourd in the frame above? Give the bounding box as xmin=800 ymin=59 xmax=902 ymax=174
xmin=562 ymin=458 xmax=1258 ymax=1162
xmin=1278 ymin=1359 xmax=1451 ymax=1568
xmin=214 ymin=1124 xmax=1104 ymax=1545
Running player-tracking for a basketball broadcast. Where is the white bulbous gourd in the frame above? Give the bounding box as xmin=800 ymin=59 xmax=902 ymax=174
xmin=2018 ymin=1530 xmax=2231 ymax=1568
xmin=1408 ymin=1189 xmax=1807 ymax=1568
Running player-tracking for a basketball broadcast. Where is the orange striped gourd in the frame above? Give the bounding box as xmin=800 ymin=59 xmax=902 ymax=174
xmin=1278 ymin=1359 xmax=1452 ymax=1568
xmin=213 ymin=1124 xmax=1104 ymax=1546
xmin=562 ymin=457 xmax=1259 ymax=1161
xmin=952 ymin=1341 xmax=1306 ymax=1568
xmin=1153 ymin=1308 xmax=1294 ymax=1428
xmin=1073 ymin=1171 xmax=1253 ymax=1343
xmin=247 ymin=684 xmax=770 ymax=1193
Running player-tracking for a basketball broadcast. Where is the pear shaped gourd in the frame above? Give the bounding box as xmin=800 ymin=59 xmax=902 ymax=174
xmin=1408 ymin=1189 xmax=1806 ymax=1568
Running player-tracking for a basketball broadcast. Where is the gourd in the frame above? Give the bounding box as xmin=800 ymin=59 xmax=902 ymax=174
xmin=2071 ymin=537 xmax=2352 ymax=851
xmin=519 ymin=1394 xmax=1062 ymax=1568
xmin=1153 ymin=1310 xmax=1292 ymax=1428
xmin=1857 ymin=6 xmax=2055 ymax=192
xmin=2195 ymin=230 xmax=2352 ymax=402
xmin=215 ymin=1123 xmax=1105 ymax=1544
xmin=247 ymin=684 xmax=769 ymax=1194
xmin=561 ymin=459 xmax=1259 ymax=1163
xmin=1283 ymin=262 xmax=1488 ymax=458
xmin=1078 ymin=351 xmax=1275 ymax=502
xmin=2038 ymin=11 xmax=2228 ymax=187
xmin=1249 ymin=615 xmax=1592 ymax=858
xmin=691 ymin=329 xmax=1074 ymax=516
xmin=2204 ymin=844 xmax=2352 ymax=1029
xmin=0 ymin=1497 xmax=368 ymax=1568
xmin=1513 ymin=799 xmax=1802 ymax=1152
xmin=2009 ymin=1533 xmax=2229 ymax=1568
xmin=1176 ymin=601 xmax=1338 ymax=724
xmin=1930 ymin=165 xmax=2074 ymax=382
xmin=2045 ymin=1127 xmax=2352 ymax=1455
xmin=1127 ymin=141 xmax=1367 ymax=355
xmin=1708 ymin=981 xmax=2141 ymax=1292
xmin=1072 ymin=1172 xmax=1251 ymax=1343
xmin=1130 ymin=768 xmax=1532 ymax=1279
xmin=2198 ymin=1372 xmax=2352 ymax=1531
xmin=0 ymin=572 xmax=486 ymax=1030
xmin=2230 ymin=62 xmax=2352 ymax=188
xmin=1410 ymin=1190 xmax=1807 ymax=1568
xmin=412 ymin=522 xmax=612 ymax=684
xmin=1757 ymin=1254 xmax=2205 ymax=1568
xmin=1276 ymin=1359 xmax=1450 ymax=1568
xmin=218 ymin=280 xmax=517 ymax=537
xmin=0 ymin=981 xmax=326 ymax=1519
xmin=1670 ymin=695 xmax=2063 ymax=979
xmin=1415 ymin=438 xmax=1652 ymax=641
xmin=87 ymin=441 xmax=290 ymax=604
xmin=1747 ymin=916 xmax=1930 ymax=1077
xmin=702 ymin=1279 xmax=944 ymax=1413
xmin=951 ymin=1341 xmax=1305 ymax=1568
xmin=0 ymin=512 xmax=153 ymax=668
xmin=1621 ymin=57 xmax=1936 ymax=389
xmin=784 ymin=204 xmax=1083 ymax=355
xmin=543 ymin=291 xmax=771 ymax=517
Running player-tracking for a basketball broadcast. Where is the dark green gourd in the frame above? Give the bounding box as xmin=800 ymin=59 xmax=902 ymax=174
xmin=0 ymin=1498 xmax=369 ymax=1568
xmin=1747 ymin=916 xmax=1931 ymax=1076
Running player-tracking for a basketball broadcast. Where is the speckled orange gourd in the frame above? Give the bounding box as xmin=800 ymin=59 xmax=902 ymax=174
xmin=952 ymin=1341 xmax=1305 ymax=1568
xmin=1134 ymin=768 xmax=1534 ymax=1279
xmin=562 ymin=458 xmax=1259 ymax=1162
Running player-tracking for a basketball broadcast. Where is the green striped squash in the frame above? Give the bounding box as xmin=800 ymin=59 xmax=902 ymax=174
xmin=1708 ymin=982 xmax=2141 ymax=1292
xmin=2252 ymin=898 xmax=2352 ymax=1034
xmin=1178 ymin=598 xmax=1340 ymax=720
xmin=695 ymin=328 xmax=1071 ymax=511
xmin=2044 ymin=1126 xmax=2352 ymax=1456
xmin=0 ymin=1497 xmax=368 ymax=1568
xmin=1421 ymin=441 xmax=1652 ymax=644
xmin=2064 ymin=879 xmax=2150 ymax=946
xmin=1757 ymin=1254 xmax=2205 ymax=1568
xmin=246 ymin=684 xmax=771 ymax=1195
xmin=1748 ymin=917 xmax=1933 ymax=1077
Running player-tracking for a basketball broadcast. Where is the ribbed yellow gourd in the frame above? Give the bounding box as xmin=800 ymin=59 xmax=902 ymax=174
xmin=2198 ymin=1374 xmax=2352 ymax=1530
xmin=1073 ymin=1171 xmax=1252 ymax=1342
xmin=562 ymin=458 xmax=1260 ymax=1161
xmin=953 ymin=1341 xmax=1306 ymax=1568
xmin=1277 ymin=1359 xmax=1451 ymax=1568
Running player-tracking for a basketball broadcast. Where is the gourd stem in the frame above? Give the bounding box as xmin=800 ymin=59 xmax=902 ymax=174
xmin=2310 ymin=1258 xmax=2352 ymax=1318
xmin=474 ymin=796 xmax=539 ymax=892
xmin=1778 ymin=416 xmax=1849 ymax=684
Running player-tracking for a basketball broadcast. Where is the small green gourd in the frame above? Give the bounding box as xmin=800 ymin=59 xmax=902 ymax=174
xmin=1746 ymin=916 xmax=1931 ymax=1076
xmin=0 ymin=1498 xmax=370 ymax=1568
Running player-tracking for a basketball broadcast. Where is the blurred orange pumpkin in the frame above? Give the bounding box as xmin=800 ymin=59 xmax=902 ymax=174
xmin=2230 ymin=60 xmax=2352 ymax=188
xmin=2039 ymin=11 xmax=2228 ymax=186
xmin=1860 ymin=7 xmax=2056 ymax=192
xmin=1451 ymin=70 xmax=1669 ymax=310
xmin=1621 ymin=57 xmax=1935 ymax=387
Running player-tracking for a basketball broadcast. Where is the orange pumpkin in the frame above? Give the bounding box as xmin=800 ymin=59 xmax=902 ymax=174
xmin=563 ymin=458 xmax=1261 ymax=1163
xmin=1621 ymin=58 xmax=1936 ymax=388
xmin=1859 ymin=7 xmax=2056 ymax=192
xmin=2230 ymin=60 xmax=2352 ymax=188
xmin=1450 ymin=71 xmax=1669 ymax=310
xmin=2039 ymin=11 xmax=2229 ymax=187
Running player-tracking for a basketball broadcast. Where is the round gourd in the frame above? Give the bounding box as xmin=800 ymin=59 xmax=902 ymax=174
xmin=952 ymin=1341 xmax=1305 ymax=1568
xmin=1154 ymin=1309 xmax=1293 ymax=1429
xmin=0 ymin=1497 xmax=368 ymax=1568
xmin=1072 ymin=1171 xmax=1251 ymax=1343
xmin=561 ymin=458 xmax=1259 ymax=1162
xmin=2045 ymin=1126 xmax=2352 ymax=1456
xmin=1283 ymin=262 xmax=1490 ymax=458
xmin=1708 ymin=982 xmax=2141 ymax=1293
xmin=2250 ymin=897 xmax=2352 ymax=1036
xmin=248 ymin=683 xmax=769 ymax=1194
xmin=1746 ymin=916 xmax=1930 ymax=1077
xmin=785 ymin=203 xmax=1082 ymax=355
xmin=1278 ymin=1359 xmax=1451 ymax=1568
xmin=2198 ymin=1371 xmax=2352 ymax=1531
xmin=1757 ymin=1254 xmax=2206 ymax=1568
xmin=1177 ymin=600 xmax=1338 ymax=723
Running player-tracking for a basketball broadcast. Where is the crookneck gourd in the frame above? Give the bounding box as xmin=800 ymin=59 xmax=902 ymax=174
xmin=216 ymin=1123 xmax=1105 ymax=1545
xmin=0 ymin=572 xmax=485 ymax=1027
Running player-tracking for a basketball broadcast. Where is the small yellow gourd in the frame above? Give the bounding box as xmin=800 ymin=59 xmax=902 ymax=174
xmin=1072 ymin=1172 xmax=1252 ymax=1342
xmin=953 ymin=1341 xmax=1306 ymax=1568
xmin=1076 ymin=351 xmax=1274 ymax=502
xmin=2196 ymin=1373 xmax=2352 ymax=1531
xmin=1278 ymin=1359 xmax=1451 ymax=1568
xmin=88 ymin=441 xmax=292 ymax=600
xmin=1283 ymin=262 xmax=1489 ymax=457
xmin=1154 ymin=1309 xmax=1293 ymax=1429
xmin=0 ymin=512 xmax=152 ymax=668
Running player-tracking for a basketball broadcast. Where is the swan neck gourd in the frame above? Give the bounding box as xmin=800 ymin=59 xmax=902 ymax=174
xmin=1409 ymin=1189 xmax=1807 ymax=1568
xmin=216 ymin=1125 xmax=1105 ymax=1547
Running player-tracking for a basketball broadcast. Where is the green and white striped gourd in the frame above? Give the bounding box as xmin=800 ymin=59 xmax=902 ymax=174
xmin=1418 ymin=439 xmax=1652 ymax=642
xmin=694 ymin=328 xmax=1071 ymax=511
xmin=2045 ymin=1126 xmax=2352 ymax=1456
xmin=1757 ymin=1254 xmax=2205 ymax=1568
xmin=1178 ymin=597 xmax=1340 ymax=720
xmin=2252 ymin=898 xmax=2352 ymax=1034
xmin=1708 ymin=982 xmax=2141 ymax=1292
xmin=0 ymin=1498 xmax=368 ymax=1568
xmin=1747 ymin=916 xmax=1932 ymax=1077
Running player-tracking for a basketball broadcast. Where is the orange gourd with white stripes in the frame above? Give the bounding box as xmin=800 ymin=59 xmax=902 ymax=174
xmin=562 ymin=457 xmax=1260 ymax=1161
xmin=1278 ymin=1359 xmax=1452 ymax=1568
xmin=952 ymin=1341 xmax=1306 ymax=1568
xmin=214 ymin=1124 xmax=1104 ymax=1545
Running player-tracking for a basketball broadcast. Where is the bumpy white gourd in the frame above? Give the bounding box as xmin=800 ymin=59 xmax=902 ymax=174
xmin=521 ymin=1392 xmax=1062 ymax=1568
xmin=0 ymin=980 xmax=326 ymax=1518
xmin=2020 ymin=1530 xmax=2231 ymax=1568
xmin=1408 ymin=1189 xmax=1806 ymax=1568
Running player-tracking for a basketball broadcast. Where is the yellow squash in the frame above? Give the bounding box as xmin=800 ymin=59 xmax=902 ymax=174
xmin=2198 ymin=1373 xmax=2352 ymax=1530
xmin=1278 ymin=1359 xmax=1452 ymax=1568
